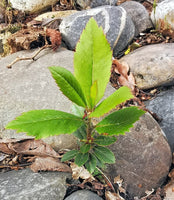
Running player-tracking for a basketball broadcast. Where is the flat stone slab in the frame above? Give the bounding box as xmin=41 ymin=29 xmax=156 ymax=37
xmin=0 ymin=48 xmax=74 ymax=139
xmin=0 ymin=168 xmax=72 ymax=200
xmin=0 ymin=48 xmax=115 ymax=151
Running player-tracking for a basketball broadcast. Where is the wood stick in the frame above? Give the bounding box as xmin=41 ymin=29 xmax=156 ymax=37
xmin=7 ymin=45 xmax=52 ymax=69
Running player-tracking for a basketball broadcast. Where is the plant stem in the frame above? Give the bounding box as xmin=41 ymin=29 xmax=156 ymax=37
xmin=86 ymin=118 xmax=92 ymax=141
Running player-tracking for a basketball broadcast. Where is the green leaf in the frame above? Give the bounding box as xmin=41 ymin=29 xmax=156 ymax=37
xmin=93 ymin=146 xmax=115 ymax=164
xmin=71 ymin=104 xmax=85 ymax=118
xmin=49 ymin=66 xmax=87 ymax=107
xmin=74 ymin=18 xmax=112 ymax=108
xmin=96 ymin=107 xmax=145 ymax=135
xmin=96 ymin=157 xmax=105 ymax=169
xmin=80 ymin=143 xmax=91 ymax=153
xmin=85 ymin=153 xmax=97 ymax=173
xmin=94 ymin=136 xmax=117 ymax=146
xmin=73 ymin=124 xmax=87 ymax=140
xmin=90 ymin=86 xmax=133 ymax=117
xmin=61 ymin=150 xmax=78 ymax=162
xmin=6 ymin=110 xmax=85 ymax=139
xmin=90 ymin=81 xmax=98 ymax=108
xmin=75 ymin=152 xmax=89 ymax=166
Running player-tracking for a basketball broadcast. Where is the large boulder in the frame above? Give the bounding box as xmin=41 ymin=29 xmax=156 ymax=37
xmin=59 ymin=6 xmax=135 ymax=57
xmin=0 ymin=48 xmax=76 ymax=150
xmin=106 ymin=112 xmax=172 ymax=198
xmin=0 ymin=168 xmax=71 ymax=200
xmin=120 ymin=1 xmax=153 ymax=36
xmin=9 ymin=0 xmax=58 ymax=14
xmin=145 ymin=86 xmax=174 ymax=151
xmin=151 ymin=0 xmax=174 ymax=30
xmin=0 ymin=48 xmax=115 ymax=151
xmin=119 ymin=43 xmax=174 ymax=89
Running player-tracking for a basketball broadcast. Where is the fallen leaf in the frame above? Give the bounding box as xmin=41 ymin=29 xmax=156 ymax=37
xmin=0 ymin=142 xmax=14 ymax=154
xmin=112 ymin=59 xmax=136 ymax=94
xmin=0 ymin=138 xmax=60 ymax=158
xmin=30 ymin=156 xmax=72 ymax=173
xmin=9 ymin=139 xmax=60 ymax=158
xmin=71 ymin=163 xmax=95 ymax=181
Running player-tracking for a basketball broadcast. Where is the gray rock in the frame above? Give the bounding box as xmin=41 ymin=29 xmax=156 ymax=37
xmin=59 ymin=6 xmax=135 ymax=57
xmin=119 ymin=43 xmax=174 ymax=89
xmin=76 ymin=0 xmax=117 ymax=9
xmin=0 ymin=168 xmax=71 ymax=200
xmin=9 ymin=0 xmax=58 ymax=14
xmin=151 ymin=0 xmax=174 ymax=30
xmin=0 ymin=48 xmax=76 ymax=149
xmin=0 ymin=48 xmax=115 ymax=150
xmin=65 ymin=190 xmax=103 ymax=200
xmin=145 ymin=87 xmax=174 ymax=151
xmin=120 ymin=1 xmax=153 ymax=36
xmin=106 ymin=113 xmax=172 ymax=198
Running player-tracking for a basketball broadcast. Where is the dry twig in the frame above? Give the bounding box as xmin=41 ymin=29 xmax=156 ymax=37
xmin=7 ymin=44 xmax=52 ymax=69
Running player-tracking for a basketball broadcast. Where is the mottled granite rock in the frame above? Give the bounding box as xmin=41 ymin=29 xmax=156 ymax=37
xmin=0 ymin=168 xmax=72 ymax=200
xmin=106 ymin=113 xmax=172 ymax=198
xmin=119 ymin=43 xmax=174 ymax=89
xmin=59 ymin=6 xmax=135 ymax=57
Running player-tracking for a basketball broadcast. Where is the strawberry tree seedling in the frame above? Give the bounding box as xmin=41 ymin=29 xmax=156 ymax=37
xmin=6 ymin=18 xmax=145 ymax=174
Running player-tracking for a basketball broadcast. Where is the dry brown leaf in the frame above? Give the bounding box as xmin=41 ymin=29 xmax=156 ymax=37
xmin=46 ymin=28 xmax=61 ymax=51
xmin=0 ymin=138 xmax=60 ymax=158
xmin=30 ymin=156 xmax=72 ymax=173
xmin=0 ymin=142 xmax=14 ymax=154
xmin=8 ymin=139 xmax=60 ymax=158
xmin=71 ymin=163 xmax=95 ymax=181
xmin=112 ymin=59 xmax=136 ymax=94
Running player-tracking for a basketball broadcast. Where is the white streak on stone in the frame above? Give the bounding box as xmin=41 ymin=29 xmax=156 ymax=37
xmin=113 ymin=7 xmax=127 ymax=47
xmin=86 ymin=8 xmax=110 ymax=33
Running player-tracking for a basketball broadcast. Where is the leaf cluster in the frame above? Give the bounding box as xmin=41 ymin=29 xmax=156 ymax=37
xmin=6 ymin=18 xmax=145 ymax=174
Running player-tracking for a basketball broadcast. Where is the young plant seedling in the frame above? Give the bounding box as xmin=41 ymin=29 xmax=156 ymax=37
xmin=6 ymin=18 xmax=145 ymax=174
